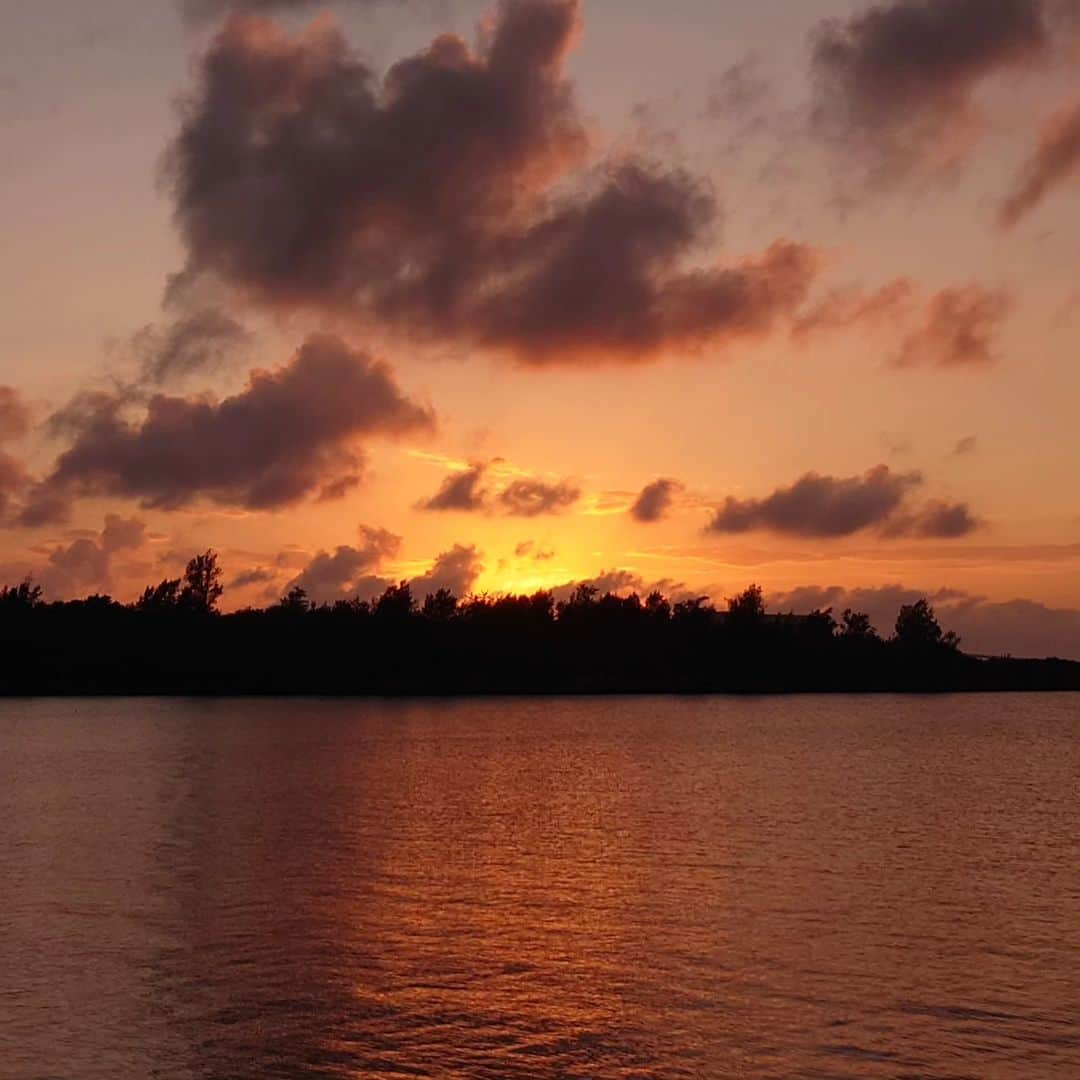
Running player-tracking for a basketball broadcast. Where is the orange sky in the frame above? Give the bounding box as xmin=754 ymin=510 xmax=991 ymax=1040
xmin=0 ymin=0 xmax=1078 ymax=656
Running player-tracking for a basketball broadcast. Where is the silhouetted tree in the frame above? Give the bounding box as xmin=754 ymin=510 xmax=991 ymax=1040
xmin=644 ymin=590 xmax=671 ymax=622
xmin=894 ymin=599 xmax=960 ymax=651
xmin=672 ymin=596 xmax=712 ymax=625
xmin=840 ymin=608 xmax=878 ymax=641
xmin=421 ymin=588 xmax=458 ymax=622
xmin=803 ymin=607 xmax=838 ymax=642
xmin=0 ymin=565 xmax=1070 ymax=694
xmin=375 ymin=581 xmax=414 ymax=621
xmin=136 ymin=578 xmax=182 ymax=612
xmin=727 ymin=584 xmax=764 ymax=621
xmin=180 ymin=550 xmax=224 ymax=615
xmin=277 ymin=586 xmax=310 ymax=614
xmin=0 ymin=580 xmax=42 ymax=611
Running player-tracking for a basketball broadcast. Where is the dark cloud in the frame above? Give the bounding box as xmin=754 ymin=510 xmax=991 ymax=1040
xmin=498 ymin=477 xmax=580 ymax=517
xmin=410 ymin=543 xmax=483 ymax=599
xmin=230 ymin=565 xmax=277 ymax=589
xmin=811 ymin=0 xmax=1050 ymax=181
xmin=883 ymin=499 xmax=981 ymax=538
xmin=0 ymin=453 xmax=30 ymax=521
xmin=12 ymin=486 xmax=72 ymax=529
xmin=1000 ymin=98 xmax=1080 ymax=226
xmin=630 ymin=478 xmax=683 ymax=523
xmin=707 ymin=465 xmax=922 ymax=538
xmin=0 ymin=386 xmax=31 ymax=443
xmin=39 ymin=335 xmax=432 ymax=512
xmin=418 ymin=463 xmax=489 ymax=512
xmin=287 ymin=525 xmax=401 ymax=604
xmin=418 ymin=460 xmax=579 ymax=516
xmin=167 ymin=3 xmax=819 ymax=364
xmin=771 ymin=583 xmax=1080 ymax=660
xmin=101 ymin=513 xmax=148 ymax=553
xmin=38 ymin=515 xmax=147 ymax=599
xmin=894 ymin=286 xmax=1011 ymax=368
xmin=128 ymin=308 xmax=251 ymax=386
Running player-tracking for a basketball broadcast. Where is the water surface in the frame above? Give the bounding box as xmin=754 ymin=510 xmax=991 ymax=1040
xmin=2 ymin=694 xmax=1078 ymax=1078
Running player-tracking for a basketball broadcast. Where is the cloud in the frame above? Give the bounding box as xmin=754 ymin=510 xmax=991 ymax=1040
xmin=705 ymin=466 xmax=980 ymax=540
xmin=37 ymin=514 xmax=148 ymax=599
xmin=230 ymin=566 xmax=277 ymax=589
xmin=0 ymin=453 xmax=31 ymax=522
xmin=707 ymin=465 xmax=923 ymax=538
xmin=418 ymin=462 xmax=489 ymax=512
xmin=630 ymin=478 xmax=684 ymax=523
xmin=1000 ymin=98 xmax=1080 ymax=225
xmin=417 ymin=459 xmax=579 ymax=516
xmin=550 ymin=568 xmax=694 ymax=603
xmin=811 ymin=0 xmax=1052 ymax=182
xmin=515 ymin=540 xmax=554 ymax=560
xmin=181 ymin=0 xmax=397 ymax=22
xmin=410 ymin=543 xmax=483 ymax=598
xmin=167 ymin=3 xmax=819 ymax=364
xmin=127 ymin=308 xmax=252 ymax=387
xmin=770 ymin=583 xmax=1080 ymax=660
xmin=0 ymin=386 xmax=31 ymax=443
xmin=39 ymin=335 xmax=432 ymax=512
xmin=498 ymin=477 xmax=580 ymax=517
xmin=706 ymin=54 xmax=772 ymax=126
xmin=287 ymin=524 xmax=401 ymax=604
xmin=894 ymin=286 xmax=1011 ymax=368
xmin=791 ymin=278 xmax=915 ymax=340
xmin=883 ymin=499 xmax=981 ymax=538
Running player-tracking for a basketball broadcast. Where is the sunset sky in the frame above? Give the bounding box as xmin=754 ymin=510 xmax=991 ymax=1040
xmin=2 ymin=0 xmax=1079 ymax=657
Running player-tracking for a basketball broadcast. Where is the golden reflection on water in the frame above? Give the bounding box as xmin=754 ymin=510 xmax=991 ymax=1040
xmin=2 ymin=695 xmax=1079 ymax=1079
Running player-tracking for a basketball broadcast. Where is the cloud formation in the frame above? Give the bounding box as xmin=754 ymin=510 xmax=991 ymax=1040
xmin=883 ymin=499 xmax=981 ymax=538
xmin=128 ymin=307 xmax=251 ymax=387
xmin=1000 ymin=98 xmax=1080 ymax=225
xmin=894 ymin=286 xmax=1011 ymax=368
xmin=418 ymin=463 xmax=489 ymax=512
xmin=287 ymin=525 xmax=401 ymax=604
xmin=39 ymin=335 xmax=432 ymax=512
xmin=0 ymin=453 xmax=30 ymax=522
xmin=410 ymin=543 xmax=483 ymax=599
xmin=498 ymin=477 xmax=580 ymax=517
xmin=167 ymin=2 xmax=818 ymax=364
xmin=550 ymin=568 xmax=695 ymax=604
xmin=38 ymin=514 xmax=148 ymax=599
xmin=706 ymin=465 xmax=979 ymax=539
xmin=0 ymin=386 xmax=31 ymax=443
xmin=630 ymin=478 xmax=684 ymax=523
xmin=791 ymin=279 xmax=915 ymax=340
xmin=418 ymin=460 xmax=580 ymax=517
xmin=0 ymin=388 xmax=33 ymax=523
xmin=811 ymin=0 xmax=1051 ymax=181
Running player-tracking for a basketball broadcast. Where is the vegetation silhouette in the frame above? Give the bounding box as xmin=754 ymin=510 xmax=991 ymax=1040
xmin=0 ymin=551 xmax=1076 ymax=695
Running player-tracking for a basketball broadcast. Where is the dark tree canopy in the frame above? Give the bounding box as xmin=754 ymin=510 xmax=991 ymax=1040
xmin=0 ymin=570 xmax=1072 ymax=694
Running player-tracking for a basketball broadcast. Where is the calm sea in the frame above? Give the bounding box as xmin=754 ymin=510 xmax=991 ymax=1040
xmin=2 ymin=695 xmax=1078 ymax=1079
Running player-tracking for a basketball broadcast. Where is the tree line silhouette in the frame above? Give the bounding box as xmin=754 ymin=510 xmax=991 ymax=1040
xmin=0 ymin=551 xmax=1076 ymax=694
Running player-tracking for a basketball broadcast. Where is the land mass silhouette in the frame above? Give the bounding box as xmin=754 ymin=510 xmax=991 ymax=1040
xmin=1 ymin=551 xmax=1077 ymax=696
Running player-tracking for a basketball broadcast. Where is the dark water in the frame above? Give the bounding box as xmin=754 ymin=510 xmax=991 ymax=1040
xmin=2 ymin=696 xmax=1078 ymax=1079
